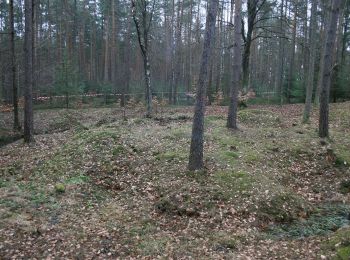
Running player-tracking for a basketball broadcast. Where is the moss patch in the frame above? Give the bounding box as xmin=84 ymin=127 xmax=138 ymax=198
xmin=267 ymin=203 xmax=350 ymax=238
xmin=258 ymin=192 xmax=313 ymax=223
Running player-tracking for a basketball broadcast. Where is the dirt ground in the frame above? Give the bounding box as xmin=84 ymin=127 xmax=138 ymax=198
xmin=1 ymin=103 xmax=350 ymax=259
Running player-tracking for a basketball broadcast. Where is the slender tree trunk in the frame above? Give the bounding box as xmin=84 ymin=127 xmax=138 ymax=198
xmin=188 ymin=0 xmax=218 ymax=171
xmin=215 ymin=2 xmax=224 ymax=94
xmin=319 ymin=0 xmax=343 ymax=138
xmin=10 ymin=0 xmax=21 ymax=131
xmin=143 ymin=54 xmax=152 ymax=117
xmin=227 ymin=0 xmax=243 ymax=129
xmin=173 ymin=0 xmax=184 ymax=105
xmin=169 ymin=0 xmax=175 ymax=103
xmin=187 ymin=0 xmax=194 ymax=102
xmin=315 ymin=1 xmax=330 ymax=105
xmin=242 ymin=0 xmax=259 ymax=89
xmin=104 ymin=15 xmax=109 ymax=83
xmin=122 ymin=8 xmax=132 ymax=107
xmin=287 ymin=2 xmax=297 ymax=103
xmin=331 ymin=3 xmax=346 ymax=103
xmin=24 ymin=0 xmax=35 ymax=143
xmin=303 ymin=0 xmax=318 ymax=123
xmin=131 ymin=0 xmax=154 ymax=117
xmin=111 ymin=0 xmax=117 ymax=84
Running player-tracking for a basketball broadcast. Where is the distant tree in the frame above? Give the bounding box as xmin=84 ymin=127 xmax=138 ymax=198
xmin=319 ymin=0 xmax=343 ymax=138
xmin=227 ymin=0 xmax=243 ymax=129
xmin=188 ymin=0 xmax=218 ymax=171
xmin=131 ymin=0 xmax=156 ymax=117
xmin=24 ymin=0 xmax=34 ymax=143
xmin=241 ymin=0 xmax=268 ymax=89
xmin=54 ymin=54 xmax=81 ymax=108
xmin=9 ymin=0 xmax=20 ymax=131
xmin=303 ymin=0 xmax=318 ymax=123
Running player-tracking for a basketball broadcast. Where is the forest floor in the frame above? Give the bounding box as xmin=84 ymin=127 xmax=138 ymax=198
xmin=1 ymin=103 xmax=350 ymax=259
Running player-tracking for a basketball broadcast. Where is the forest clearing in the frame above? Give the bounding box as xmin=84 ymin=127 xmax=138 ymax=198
xmin=1 ymin=103 xmax=350 ymax=259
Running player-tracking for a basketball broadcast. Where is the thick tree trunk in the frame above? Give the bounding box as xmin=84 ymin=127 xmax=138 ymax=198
xmin=10 ymin=0 xmax=21 ymax=131
xmin=227 ymin=0 xmax=243 ymax=129
xmin=303 ymin=0 xmax=318 ymax=123
xmin=188 ymin=0 xmax=218 ymax=171
xmin=24 ymin=0 xmax=35 ymax=143
xmin=319 ymin=0 xmax=343 ymax=138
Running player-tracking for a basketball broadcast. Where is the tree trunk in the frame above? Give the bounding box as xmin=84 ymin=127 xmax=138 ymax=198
xmin=111 ymin=0 xmax=118 ymax=88
xmin=172 ymin=0 xmax=184 ymax=105
xmin=287 ymin=2 xmax=297 ymax=104
xmin=227 ymin=0 xmax=243 ymax=129
xmin=24 ymin=0 xmax=35 ymax=143
xmin=122 ymin=8 xmax=132 ymax=107
xmin=242 ymin=0 xmax=259 ymax=89
xmin=188 ymin=0 xmax=218 ymax=171
xmin=319 ymin=0 xmax=343 ymax=138
xmin=131 ymin=0 xmax=154 ymax=117
xmin=103 ymin=15 xmax=109 ymax=83
xmin=10 ymin=0 xmax=21 ymax=131
xmin=315 ymin=1 xmax=330 ymax=105
xmin=303 ymin=0 xmax=318 ymax=123
xmin=274 ymin=0 xmax=284 ymax=98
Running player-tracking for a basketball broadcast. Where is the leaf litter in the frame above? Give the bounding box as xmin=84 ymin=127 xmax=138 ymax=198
xmin=0 ymin=102 xmax=350 ymax=259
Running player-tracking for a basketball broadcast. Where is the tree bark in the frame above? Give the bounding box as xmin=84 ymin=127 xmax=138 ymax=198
xmin=24 ymin=0 xmax=35 ymax=143
xmin=131 ymin=0 xmax=155 ymax=117
xmin=188 ymin=0 xmax=218 ymax=171
xmin=103 ymin=15 xmax=109 ymax=83
xmin=303 ymin=0 xmax=318 ymax=123
xmin=287 ymin=2 xmax=297 ymax=104
xmin=10 ymin=0 xmax=21 ymax=131
xmin=172 ymin=0 xmax=184 ymax=105
xmin=227 ymin=0 xmax=243 ymax=129
xmin=319 ymin=0 xmax=343 ymax=138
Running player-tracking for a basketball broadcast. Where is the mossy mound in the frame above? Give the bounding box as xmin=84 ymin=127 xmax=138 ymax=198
xmin=267 ymin=203 xmax=350 ymax=238
xmin=257 ymin=192 xmax=313 ymax=223
xmin=238 ymin=109 xmax=281 ymax=127
xmin=323 ymin=227 xmax=350 ymax=260
xmin=340 ymin=180 xmax=350 ymax=194
xmin=155 ymin=196 xmax=200 ymax=217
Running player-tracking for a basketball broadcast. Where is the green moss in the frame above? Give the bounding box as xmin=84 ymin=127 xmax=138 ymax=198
xmin=268 ymin=204 xmax=350 ymax=238
xmin=340 ymin=180 xmax=350 ymax=194
xmin=113 ymin=145 xmax=126 ymax=156
xmin=66 ymin=174 xmax=89 ymax=184
xmin=213 ymin=236 xmax=238 ymax=251
xmin=137 ymin=237 xmax=169 ymax=256
xmin=212 ymin=171 xmax=252 ymax=201
xmin=337 ymin=246 xmax=350 ymax=260
xmin=223 ymin=151 xmax=239 ymax=159
xmin=155 ymin=151 xmax=186 ymax=162
xmin=169 ymin=128 xmax=191 ymax=140
xmin=258 ymin=192 xmax=313 ymax=223
xmin=244 ymin=150 xmax=261 ymax=163
xmin=323 ymin=227 xmax=350 ymax=259
xmin=238 ymin=109 xmax=281 ymax=127
xmin=55 ymin=183 xmax=66 ymax=193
